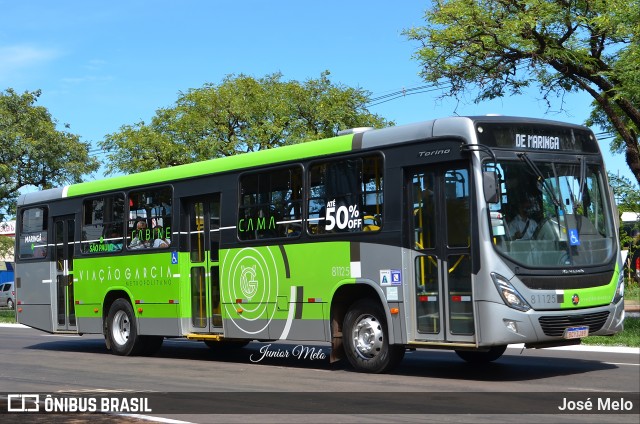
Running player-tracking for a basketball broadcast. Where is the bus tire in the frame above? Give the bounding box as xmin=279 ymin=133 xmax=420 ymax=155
xmin=106 ymin=299 xmax=143 ymax=356
xmin=455 ymin=345 xmax=507 ymax=363
xmin=342 ymin=299 xmax=405 ymax=373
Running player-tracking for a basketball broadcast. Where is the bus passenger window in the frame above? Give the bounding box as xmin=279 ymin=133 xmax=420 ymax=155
xmin=18 ymin=207 xmax=48 ymax=259
xmin=80 ymin=195 xmax=125 ymax=254
xmin=307 ymin=154 xmax=383 ymax=235
xmin=127 ymin=187 xmax=173 ymax=250
xmin=238 ymin=166 xmax=302 ymax=241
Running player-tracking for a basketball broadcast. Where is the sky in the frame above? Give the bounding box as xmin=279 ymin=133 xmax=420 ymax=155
xmin=0 ymin=0 xmax=635 ymax=184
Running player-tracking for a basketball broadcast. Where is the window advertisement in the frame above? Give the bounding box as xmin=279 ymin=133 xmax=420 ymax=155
xmin=307 ymin=155 xmax=383 ymax=235
xmin=127 ymin=187 xmax=173 ymax=250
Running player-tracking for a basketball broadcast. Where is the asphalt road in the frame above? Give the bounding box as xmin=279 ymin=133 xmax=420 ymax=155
xmin=0 ymin=324 xmax=638 ymax=423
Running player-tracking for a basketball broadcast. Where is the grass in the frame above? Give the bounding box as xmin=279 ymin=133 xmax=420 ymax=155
xmin=0 ymin=309 xmax=16 ymax=323
xmin=624 ymin=278 xmax=640 ymax=301
xmin=580 ymin=278 xmax=639 ymax=347
xmin=582 ymin=317 xmax=640 ymax=347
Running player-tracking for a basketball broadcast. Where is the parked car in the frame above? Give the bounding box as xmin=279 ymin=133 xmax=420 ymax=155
xmin=0 ymin=282 xmax=14 ymax=309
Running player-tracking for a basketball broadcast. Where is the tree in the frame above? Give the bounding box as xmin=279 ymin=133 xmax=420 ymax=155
xmin=608 ymin=172 xmax=640 ymax=213
xmin=0 ymin=89 xmax=100 ymax=221
xmin=610 ymin=173 xmax=640 ymax=272
xmin=100 ymin=71 xmax=392 ymax=175
xmin=0 ymin=236 xmax=12 ymax=259
xmin=404 ymin=0 xmax=640 ymax=185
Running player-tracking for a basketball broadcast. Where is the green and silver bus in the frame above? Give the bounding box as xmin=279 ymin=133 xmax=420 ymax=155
xmin=14 ymin=116 xmax=625 ymax=373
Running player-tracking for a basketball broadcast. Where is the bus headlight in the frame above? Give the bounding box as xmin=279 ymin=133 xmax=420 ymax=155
xmin=612 ymin=273 xmax=624 ymax=304
xmin=491 ymin=272 xmax=531 ymax=312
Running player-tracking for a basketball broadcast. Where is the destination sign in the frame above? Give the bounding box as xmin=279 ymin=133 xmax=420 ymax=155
xmin=476 ymin=122 xmax=599 ymax=153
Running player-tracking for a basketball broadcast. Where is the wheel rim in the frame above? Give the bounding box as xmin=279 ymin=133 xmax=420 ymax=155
xmin=7 ymin=299 xmax=14 ymax=309
xmin=111 ymin=310 xmax=130 ymax=346
xmin=351 ymin=314 xmax=383 ymax=359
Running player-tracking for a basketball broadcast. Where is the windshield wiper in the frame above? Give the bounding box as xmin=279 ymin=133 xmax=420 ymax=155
xmin=516 ymin=152 xmax=562 ymax=209
xmin=577 ymin=156 xmax=586 ymax=208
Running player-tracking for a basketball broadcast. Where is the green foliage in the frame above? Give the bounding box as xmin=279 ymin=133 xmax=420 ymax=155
xmin=0 ymin=89 xmax=100 ymax=221
xmin=100 ymin=71 xmax=392 ymax=175
xmin=0 ymin=236 xmax=12 ymax=260
xmin=404 ymin=0 xmax=640 ymax=185
xmin=608 ymin=173 xmax=640 ymax=213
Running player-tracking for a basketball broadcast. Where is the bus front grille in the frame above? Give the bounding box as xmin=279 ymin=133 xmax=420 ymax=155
xmin=520 ymin=272 xmax=614 ymax=290
xmin=538 ymin=311 xmax=610 ymax=336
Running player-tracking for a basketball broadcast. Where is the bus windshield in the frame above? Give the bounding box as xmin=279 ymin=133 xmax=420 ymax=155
xmin=488 ymin=157 xmax=616 ymax=268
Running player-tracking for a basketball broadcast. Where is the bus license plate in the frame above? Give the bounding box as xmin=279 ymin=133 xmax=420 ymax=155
xmin=563 ymin=326 xmax=589 ymax=339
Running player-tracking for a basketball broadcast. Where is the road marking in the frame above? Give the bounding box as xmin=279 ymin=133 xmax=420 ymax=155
xmin=508 ymin=343 xmax=640 ymax=355
xmin=120 ymin=414 xmax=194 ymax=424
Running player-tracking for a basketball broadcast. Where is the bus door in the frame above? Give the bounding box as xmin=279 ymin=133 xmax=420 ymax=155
xmin=184 ymin=194 xmax=222 ymax=333
xmin=53 ymin=215 xmax=76 ymax=331
xmin=408 ymin=163 xmax=475 ymax=343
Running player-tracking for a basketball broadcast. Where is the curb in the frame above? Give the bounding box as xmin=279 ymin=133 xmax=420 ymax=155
xmin=625 ymin=302 xmax=639 ymax=313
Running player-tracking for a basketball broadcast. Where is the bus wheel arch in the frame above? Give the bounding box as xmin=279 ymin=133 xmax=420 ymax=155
xmin=102 ymin=291 xmax=164 ymax=356
xmin=105 ymin=297 xmax=144 ymax=356
xmin=103 ymin=290 xmax=130 ymax=350
xmin=330 ymin=284 xmax=379 ymax=362
xmin=342 ymin=298 xmax=405 ymax=373
xmin=331 ymin=285 xmax=404 ymax=373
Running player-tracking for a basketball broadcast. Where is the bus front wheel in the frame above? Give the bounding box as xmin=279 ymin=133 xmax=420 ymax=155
xmin=342 ymin=299 xmax=405 ymax=373
xmin=455 ymin=345 xmax=507 ymax=363
xmin=106 ymin=299 xmax=143 ymax=356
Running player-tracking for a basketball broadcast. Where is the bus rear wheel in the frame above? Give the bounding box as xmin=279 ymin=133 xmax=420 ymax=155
xmin=455 ymin=345 xmax=507 ymax=363
xmin=342 ymin=299 xmax=405 ymax=373
xmin=106 ymin=299 xmax=144 ymax=356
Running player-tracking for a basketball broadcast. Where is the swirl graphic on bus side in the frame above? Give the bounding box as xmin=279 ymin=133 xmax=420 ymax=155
xmin=222 ymin=247 xmax=279 ymax=335
xmin=240 ymin=265 xmax=259 ymax=299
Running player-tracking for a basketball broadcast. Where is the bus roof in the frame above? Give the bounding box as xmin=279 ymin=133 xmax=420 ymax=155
xmin=17 ymin=115 xmax=594 ymax=206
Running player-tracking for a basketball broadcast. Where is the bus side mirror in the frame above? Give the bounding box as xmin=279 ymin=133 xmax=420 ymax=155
xmin=483 ymin=172 xmax=499 ymax=203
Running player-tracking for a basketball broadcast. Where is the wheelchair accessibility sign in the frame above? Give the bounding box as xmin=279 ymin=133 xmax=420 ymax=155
xmin=568 ymin=229 xmax=581 ymax=246
xmin=380 ymin=269 xmax=402 ymax=286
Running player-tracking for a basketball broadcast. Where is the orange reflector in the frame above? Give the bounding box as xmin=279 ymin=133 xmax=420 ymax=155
xmin=94 ymin=308 xmax=99 ymax=313
xmin=137 ymin=307 xmax=143 ymax=313
xmin=236 ymin=308 xmax=243 ymax=314
xmin=17 ymin=307 xmax=22 ymax=313
xmin=390 ymin=308 xmax=399 ymax=314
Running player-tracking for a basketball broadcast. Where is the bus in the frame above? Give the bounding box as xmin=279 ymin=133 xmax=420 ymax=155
xmin=14 ymin=115 xmax=625 ymax=373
